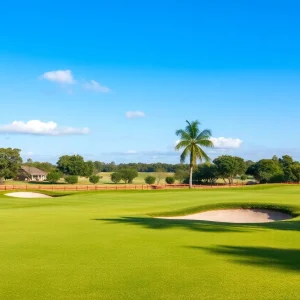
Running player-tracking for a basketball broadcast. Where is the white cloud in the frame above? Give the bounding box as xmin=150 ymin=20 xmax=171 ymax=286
xmin=210 ymin=137 xmax=243 ymax=149
xmin=83 ymin=80 xmax=111 ymax=93
xmin=0 ymin=120 xmax=89 ymax=136
xmin=41 ymin=70 xmax=75 ymax=84
xmin=126 ymin=111 xmax=145 ymax=119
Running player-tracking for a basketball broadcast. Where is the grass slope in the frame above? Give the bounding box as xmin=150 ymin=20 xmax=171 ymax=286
xmin=0 ymin=185 xmax=300 ymax=299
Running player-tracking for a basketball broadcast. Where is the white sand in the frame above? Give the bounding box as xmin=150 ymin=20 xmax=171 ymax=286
xmin=5 ymin=192 xmax=52 ymax=198
xmin=159 ymin=209 xmax=291 ymax=223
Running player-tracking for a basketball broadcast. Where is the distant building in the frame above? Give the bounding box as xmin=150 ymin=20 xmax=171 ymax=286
xmin=16 ymin=166 xmax=48 ymax=182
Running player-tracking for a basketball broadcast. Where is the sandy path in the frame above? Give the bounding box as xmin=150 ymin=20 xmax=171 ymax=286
xmin=159 ymin=209 xmax=292 ymax=223
xmin=5 ymin=192 xmax=52 ymax=198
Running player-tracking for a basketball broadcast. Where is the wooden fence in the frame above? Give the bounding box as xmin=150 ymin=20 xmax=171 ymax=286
xmin=0 ymin=184 xmax=188 ymax=191
xmin=0 ymin=183 xmax=258 ymax=192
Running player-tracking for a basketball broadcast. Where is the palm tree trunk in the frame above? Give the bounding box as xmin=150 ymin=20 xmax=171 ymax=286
xmin=189 ymin=165 xmax=193 ymax=189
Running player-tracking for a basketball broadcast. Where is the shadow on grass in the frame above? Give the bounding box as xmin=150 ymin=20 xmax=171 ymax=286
xmin=95 ymin=216 xmax=300 ymax=233
xmin=188 ymin=245 xmax=300 ymax=272
xmin=95 ymin=217 xmax=249 ymax=233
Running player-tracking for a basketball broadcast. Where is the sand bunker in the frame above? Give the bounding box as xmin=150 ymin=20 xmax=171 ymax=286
xmin=160 ymin=209 xmax=292 ymax=223
xmin=5 ymin=192 xmax=52 ymax=198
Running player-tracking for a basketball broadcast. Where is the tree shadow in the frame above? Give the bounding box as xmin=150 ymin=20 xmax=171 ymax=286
xmin=95 ymin=217 xmax=250 ymax=233
xmin=94 ymin=215 xmax=300 ymax=233
xmin=256 ymin=220 xmax=300 ymax=232
xmin=188 ymin=245 xmax=300 ymax=272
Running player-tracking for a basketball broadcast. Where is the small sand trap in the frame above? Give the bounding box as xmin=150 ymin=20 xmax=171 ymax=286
xmin=5 ymin=192 xmax=52 ymax=198
xmin=160 ymin=209 xmax=292 ymax=223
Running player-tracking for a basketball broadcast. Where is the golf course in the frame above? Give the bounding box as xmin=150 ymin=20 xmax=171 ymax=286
xmin=1 ymin=185 xmax=300 ymax=300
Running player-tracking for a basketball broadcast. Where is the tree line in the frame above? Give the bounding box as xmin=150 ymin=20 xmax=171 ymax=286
xmin=1 ymin=148 xmax=300 ymax=185
xmin=189 ymin=155 xmax=300 ymax=185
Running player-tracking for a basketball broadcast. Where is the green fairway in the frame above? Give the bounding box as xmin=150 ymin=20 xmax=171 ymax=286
xmin=1 ymin=185 xmax=300 ymax=299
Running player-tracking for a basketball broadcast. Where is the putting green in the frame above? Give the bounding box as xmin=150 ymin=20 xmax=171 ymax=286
xmin=0 ymin=185 xmax=300 ymax=299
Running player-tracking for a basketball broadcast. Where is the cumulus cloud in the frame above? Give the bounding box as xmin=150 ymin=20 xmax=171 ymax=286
xmin=210 ymin=137 xmax=243 ymax=149
xmin=41 ymin=70 xmax=75 ymax=84
xmin=126 ymin=111 xmax=145 ymax=119
xmin=0 ymin=120 xmax=89 ymax=136
xmin=83 ymin=80 xmax=111 ymax=93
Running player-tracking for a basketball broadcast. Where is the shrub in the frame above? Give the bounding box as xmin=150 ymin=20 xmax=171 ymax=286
xmin=46 ymin=171 xmax=61 ymax=183
xmin=165 ymin=176 xmax=175 ymax=184
xmin=65 ymin=175 xmax=78 ymax=184
xmin=111 ymin=172 xmax=122 ymax=184
xmin=240 ymin=174 xmax=248 ymax=181
xmin=89 ymin=175 xmax=100 ymax=184
xmin=145 ymin=176 xmax=156 ymax=185
xmin=119 ymin=168 xmax=138 ymax=184
xmin=269 ymin=172 xmax=286 ymax=183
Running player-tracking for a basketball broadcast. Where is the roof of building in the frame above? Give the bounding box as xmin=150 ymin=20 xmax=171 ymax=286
xmin=21 ymin=166 xmax=48 ymax=176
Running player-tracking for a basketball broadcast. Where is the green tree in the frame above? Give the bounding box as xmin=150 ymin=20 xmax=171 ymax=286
xmin=174 ymin=168 xmax=189 ymax=184
xmin=57 ymin=155 xmax=91 ymax=176
xmin=111 ymin=172 xmax=122 ymax=184
xmin=194 ymin=163 xmax=218 ymax=184
xmin=145 ymin=175 xmax=156 ymax=185
xmin=269 ymin=172 xmax=286 ymax=183
xmin=0 ymin=148 xmax=22 ymax=184
xmin=279 ymin=155 xmax=295 ymax=182
xmin=240 ymin=174 xmax=248 ymax=183
xmin=93 ymin=161 xmax=103 ymax=173
xmin=247 ymin=159 xmax=281 ymax=183
xmin=291 ymin=163 xmax=300 ymax=183
xmin=89 ymin=175 xmax=100 ymax=184
xmin=65 ymin=175 xmax=78 ymax=184
xmin=84 ymin=161 xmax=94 ymax=177
xmin=165 ymin=176 xmax=175 ymax=184
xmin=175 ymin=120 xmax=213 ymax=188
xmin=46 ymin=171 xmax=61 ymax=183
xmin=119 ymin=169 xmax=138 ymax=184
xmin=272 ymin=155 xmax=279 ymax=163
xmin=246 ymin=160 xmax=255 ymax=168
xmin=213 ymin=155 xmax=246 ymax=184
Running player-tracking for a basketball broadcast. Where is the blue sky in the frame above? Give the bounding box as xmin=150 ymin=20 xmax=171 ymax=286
xmin=0 ymin=0 xmax=300 ymax=163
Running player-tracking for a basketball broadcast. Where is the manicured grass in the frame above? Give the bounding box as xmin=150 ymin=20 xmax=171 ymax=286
xmin=1 ymin=185 xmax=300 ymax=299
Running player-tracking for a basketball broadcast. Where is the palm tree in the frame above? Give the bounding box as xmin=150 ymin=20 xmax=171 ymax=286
xmin=175 ymin=120 xmax=214 ymax=188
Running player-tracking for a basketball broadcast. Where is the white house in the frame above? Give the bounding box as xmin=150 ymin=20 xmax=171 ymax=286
xmin=16 ymin=166 xmax=48 ymax=182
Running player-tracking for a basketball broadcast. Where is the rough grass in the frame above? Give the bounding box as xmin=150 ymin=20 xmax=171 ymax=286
xmin=1 ymin=185 xmax=300 ymax=299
